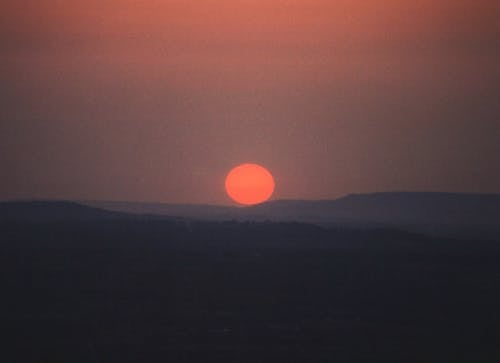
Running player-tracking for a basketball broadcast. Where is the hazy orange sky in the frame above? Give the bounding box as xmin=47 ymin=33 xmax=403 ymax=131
xmin=1 ymin=0 xmax=499 ymax=204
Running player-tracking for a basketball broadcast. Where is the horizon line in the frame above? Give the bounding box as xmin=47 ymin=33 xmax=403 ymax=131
xmin=1 ymin=190 xmax=500 ymax=207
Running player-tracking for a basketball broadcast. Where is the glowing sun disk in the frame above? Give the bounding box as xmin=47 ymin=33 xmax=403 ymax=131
xmin=225 ymin=163 xmax=275 ymax=205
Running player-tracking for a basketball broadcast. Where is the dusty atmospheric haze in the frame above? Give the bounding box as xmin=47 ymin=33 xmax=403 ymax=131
xmin=3 ymin=3 xmax=500 ymax=362
xmin=1 ymin=0 xmax=500 ymax=204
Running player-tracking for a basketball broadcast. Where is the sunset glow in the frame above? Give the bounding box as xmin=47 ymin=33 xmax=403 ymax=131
xmin=1 ymin=0 xmax=499 ymax=203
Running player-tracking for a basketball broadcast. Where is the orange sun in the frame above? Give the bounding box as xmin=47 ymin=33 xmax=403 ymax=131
xmin=225 ymin=163 xmax=275 ymax=205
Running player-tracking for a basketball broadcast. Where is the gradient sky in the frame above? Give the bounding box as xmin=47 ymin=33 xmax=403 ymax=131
xmin=1 ymin=0 xmax=499 ymax=204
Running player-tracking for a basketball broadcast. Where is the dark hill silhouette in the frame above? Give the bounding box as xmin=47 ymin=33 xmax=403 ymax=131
xmin=86 ymin=192 xmax=500 ymax=239
xmin=0 ymin=201 xmax=128 ymax=222
xmin=4 ymin=193 xmax=497 ymax=239
xmin=84 ymin=200 xmax=236 ymax=220
xmin=249 ymin=192 xmax=500 ymax=238
xmin=1 ymin=198 xmax=500 ymax=362
xmin=252 ymin=192 xmax=500 ymax=222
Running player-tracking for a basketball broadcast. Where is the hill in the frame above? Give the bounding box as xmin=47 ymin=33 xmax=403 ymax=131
xmin=0 ymin=201 xmax=128 ymax=222
xmin=85 ymin=192 xmax=500 ymax=239
xmin=1 ymin=200 xmax=500 ymax=362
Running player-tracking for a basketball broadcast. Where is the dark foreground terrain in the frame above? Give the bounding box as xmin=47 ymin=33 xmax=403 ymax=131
xmin=1 ymin=203 xmax=500 ymax=362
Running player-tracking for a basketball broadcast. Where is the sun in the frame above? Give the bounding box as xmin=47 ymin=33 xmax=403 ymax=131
xmin=225 ymin=163 xmax=275 ymax=205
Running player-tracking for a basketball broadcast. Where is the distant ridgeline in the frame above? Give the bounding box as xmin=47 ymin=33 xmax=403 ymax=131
xmin=0 ymin=201 xmax=126 ymax=222
xmin=1 ymin=192 xmax=498 ymax=240
xmin=83 ymin=192 xmax=500 ymax=240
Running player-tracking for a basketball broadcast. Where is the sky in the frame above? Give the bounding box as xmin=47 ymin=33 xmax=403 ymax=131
xmin=1 ymin=0 xmax=499 ymax=204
